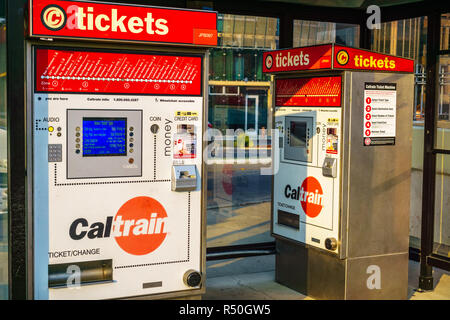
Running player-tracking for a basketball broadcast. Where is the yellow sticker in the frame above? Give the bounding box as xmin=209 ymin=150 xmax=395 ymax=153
xmin=175 ymin=111 xmax=198 ymax=117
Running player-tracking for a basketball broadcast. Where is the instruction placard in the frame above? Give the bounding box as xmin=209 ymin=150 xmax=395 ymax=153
xmin=363 ymin=82 xmax=397 ymax=146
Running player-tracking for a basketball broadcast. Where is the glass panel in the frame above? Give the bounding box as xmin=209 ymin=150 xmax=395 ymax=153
xmin=371 ymin=17 xmax=429 ymax=251
xmin=245 ymin=96 xmax=257 ymax=131
xmin=293 ymin=20 xmax=359 ymax=47
xmin=206 ymin=86 xmax=272 ymax=247
xmin=207 ymin=14 xmax=277 ymax=249
xmin=435 ymin=47 xmax=449 ymax=257
xmin=0 ymin=0 xmax=8 ymax=299
xmin=441 ymin=13 xmax=450 ymax=51
xmin=209 ymin=48 xmax=271 ymax=82
xmin=371 ymin=17 xmax=428 ymax=122
xmin=439 ymin=55 xmax=450 ymax=121
xmin=434 ymin=153 xmax=450 ymax=258
xmin=218 ymin=13 xmax=279 ymax=50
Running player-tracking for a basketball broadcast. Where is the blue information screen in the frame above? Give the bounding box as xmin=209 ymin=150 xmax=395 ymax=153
xmin=83 ymin=118 xmax=127 ymax=156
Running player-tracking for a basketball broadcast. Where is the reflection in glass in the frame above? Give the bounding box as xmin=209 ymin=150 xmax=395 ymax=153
xmin=206 ymin=14 xmax=278 ymax=249
xmin=371 ymin=17 xmax=427 ymax=120
xmin=293 ymin=20 xmax=359 ymax=47
xmin=433 ymin=153 xmax=450 ymax=258
xmin=206 ymin=86 xmax=272 ymax=248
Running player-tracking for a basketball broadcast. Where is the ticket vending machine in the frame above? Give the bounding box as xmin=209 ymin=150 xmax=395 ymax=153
xmin=27 ymin=0 xmax=217 ymax=300
xmin=263 ymin=44 xmax=415 ymax=299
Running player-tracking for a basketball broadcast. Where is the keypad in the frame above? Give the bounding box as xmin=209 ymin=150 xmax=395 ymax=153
xmin=48 ymin=144 xmax=63 ymax=162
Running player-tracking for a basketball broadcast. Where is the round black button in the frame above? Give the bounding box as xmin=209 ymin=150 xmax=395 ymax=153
xmin=129 ymin=143 xmax=134 ymax=148
xmin=325 ymin=238 xmax=337 ymax=251
xmin=129 ymin=132 xmax=134 ymax=137
xmin=186 ymin=271 xmax=202 ymax=287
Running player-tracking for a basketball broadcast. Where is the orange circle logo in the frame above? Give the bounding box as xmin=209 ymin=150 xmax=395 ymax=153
xmin=300 ymin=177 xmax=324 ymax=218
xmin=114 ymin=196 xmax=168 ymax=255
xmin=336 ymin=50 xmax=349 ymax=66
xmin=41 ymin=5 xmax=67 ymax=31
xmin=265 ymin=54 xmax=273 ymax=70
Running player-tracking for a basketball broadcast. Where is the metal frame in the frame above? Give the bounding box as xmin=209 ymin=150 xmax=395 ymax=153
xmin=7 ymin=0 xmax=27 ymax=300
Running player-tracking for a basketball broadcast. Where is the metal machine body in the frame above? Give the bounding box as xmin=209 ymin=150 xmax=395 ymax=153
xmin=26 ymin=0 xmax=217 ymax=300
xmin=264 ymin=44 xmax=415 ymax=299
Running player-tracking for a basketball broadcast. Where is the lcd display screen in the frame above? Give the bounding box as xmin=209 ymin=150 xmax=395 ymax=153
xmin=83 ymin=118 xmax=127 ymax=156
xmin=290 ymin=121 xmax=307 ymax=147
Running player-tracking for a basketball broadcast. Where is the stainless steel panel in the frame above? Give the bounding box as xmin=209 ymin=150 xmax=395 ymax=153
xmin=275 ymin=239 xmax=346 ymax=300
xmin=345 ymin=253 xmax=409 ymax=300
xmin=339 ymin=71 xmax=352 ymax=260
xmin=345 ymin=72 xmax=414 ymax=258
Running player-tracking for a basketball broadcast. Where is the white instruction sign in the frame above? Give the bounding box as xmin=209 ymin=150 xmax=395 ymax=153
xmin=363 ymin=82 xmax=397 ymax=146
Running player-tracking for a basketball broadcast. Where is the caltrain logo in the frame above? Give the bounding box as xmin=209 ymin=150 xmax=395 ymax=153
xmin=265 ymin=54 xmax=273 ymax=70
xmin=284 ymin=177 xmax=324 ymax=218
xmin=336 ymin=50 xmax=349 ymax=66
xmin=41 ymin=4 xmax=67 ymax=31
xmin=69 ymin=196 xmax=168 ymax=255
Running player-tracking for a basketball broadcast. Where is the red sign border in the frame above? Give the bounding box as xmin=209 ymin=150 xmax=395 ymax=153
xmin=33 ymin=45 xmax=205 ymax=96
xmin=263 ymin=43 xmax=415 ymax=74
xmin=29 ymin=0 xmax=218 ymax=47
xmin=332 ymin=45 xmax=415 ymax=73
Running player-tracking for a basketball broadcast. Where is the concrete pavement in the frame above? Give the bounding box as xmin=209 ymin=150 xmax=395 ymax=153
xmin=204 ymin=255 xmax=450 ymax=300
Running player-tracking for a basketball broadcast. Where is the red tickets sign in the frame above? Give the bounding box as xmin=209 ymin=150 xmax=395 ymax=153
xmin=263 ymin=44 xmax=332 ymax=73
xmin=333 ymin=45 xmax=414 ymax=72
xmin=264 ymin=44 xmax=414 ymax=73
xmin=35 ymin=48 xmax=203 ymax=95
xmin=276 ymin=76 xmax=341 ymax=107
xmin=29 ymin=0 xmax=217 ymax=46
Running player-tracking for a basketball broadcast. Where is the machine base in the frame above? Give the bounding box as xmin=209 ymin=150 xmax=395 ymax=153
xmin=275 ymin=239 xmax=409 ymax=300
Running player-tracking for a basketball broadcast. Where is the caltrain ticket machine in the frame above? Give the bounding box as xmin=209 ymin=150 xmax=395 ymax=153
xmin=263 ymin=44 xmax=415 ymax=299
xmin=26 ymin=0 xmax=217 ymax=300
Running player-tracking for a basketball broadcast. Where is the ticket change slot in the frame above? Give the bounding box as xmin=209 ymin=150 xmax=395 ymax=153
xmin=27 ymin=0 xmax=217 ymax=300
xmin=264 ymin=44 xmax=415 ymax=299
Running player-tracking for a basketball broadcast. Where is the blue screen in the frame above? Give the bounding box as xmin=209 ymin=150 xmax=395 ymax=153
xmin=83 ymin=118 xmax=127 ymax=156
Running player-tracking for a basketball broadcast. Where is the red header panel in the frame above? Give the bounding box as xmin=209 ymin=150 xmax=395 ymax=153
xmin=35 ymin=48 xmax=202 ymax=95
xmin=275 ymin=76 xmax=341 ymax=107
xmin=30 ymin=0 xmax=217 ymax=46
xmin=333 ymin=45 xmax=414 ymax=72
xmin=263 ymin=45 xmax=332 ymax=73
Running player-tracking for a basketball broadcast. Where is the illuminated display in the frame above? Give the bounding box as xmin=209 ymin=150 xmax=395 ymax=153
xmin=83 ymin=118 xmax=127 ymax=156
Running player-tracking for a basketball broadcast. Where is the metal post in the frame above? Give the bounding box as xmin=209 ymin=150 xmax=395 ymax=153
xmin=419 ymin=12 xmax=440 ymax=291
xmin=6 ymin=0 xmax=27 ymax=299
